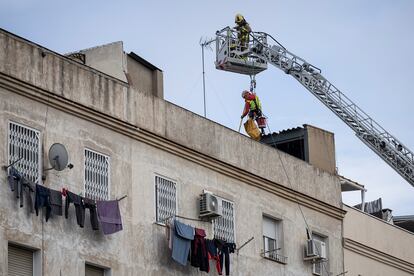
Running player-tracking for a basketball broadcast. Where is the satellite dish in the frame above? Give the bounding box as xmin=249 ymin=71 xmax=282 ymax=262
xmin=48 ymin=143 xmax=69 ymax=171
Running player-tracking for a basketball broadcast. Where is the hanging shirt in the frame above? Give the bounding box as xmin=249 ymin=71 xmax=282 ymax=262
xmin=96 ymin=200 xmax=123 ymax=235
xmin=35 ymin=184 xmax=52 ymax=221
xmin=190 ymin=228 xmax=209 ymax=272
xmin=172 ymin=220 xmax=194 ymax=266
xmin=49 ymin=189 xmax=63 ymax=216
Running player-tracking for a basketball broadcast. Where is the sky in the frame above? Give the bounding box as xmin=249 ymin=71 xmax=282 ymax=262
xmin=1 ymin=1 xmax=413 ymax=215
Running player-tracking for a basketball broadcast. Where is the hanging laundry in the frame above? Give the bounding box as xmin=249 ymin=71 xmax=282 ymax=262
xmin=65 ymin=191 xmax=85 ymax=227
xmin=7 ymin=167 xmax=21 ymax=193
xmin=166 ymin=219 xmax=174 ymax=250
xmin=83 ymin=198 xmax=99 ymax=230
xmin=190 ymin=228 xmax=209 ymax=272
xmin=7 ymin=167 xmax=35 ymax=212
xmin=172 ymin=220 xmax=194 ymax=266
xmin=216 ymin=239 xmax=236 ymax=276
xmin=49 ymin=189 xmax=63 ymax=216
xmin=34 ymin=184 xmax=52 ymax=221
xmin=96 ymin=200 xmax=123 ymax=235
xmin=206 ymin=239 xmax=222 ymax=274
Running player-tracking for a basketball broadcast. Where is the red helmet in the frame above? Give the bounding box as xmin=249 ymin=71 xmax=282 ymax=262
xmin=241 ymin=90 xmax=252 ymax=98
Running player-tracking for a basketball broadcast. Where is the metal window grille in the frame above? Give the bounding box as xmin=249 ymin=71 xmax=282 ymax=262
xmin=8 ymin=122 xmax=41 ymax=183
xmin=84 ymin=149 xmax=110 ymax=200
xmin=214 ymin=200 xmax=235 ymax=243
xmin=155 ymin=175 xmax=177 ymax=223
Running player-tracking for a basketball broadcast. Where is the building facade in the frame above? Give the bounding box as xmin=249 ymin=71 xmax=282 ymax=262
xmin=343 ymin=205 xmax=414 ymax=275
xmin=0 ymin=29 xmax=345 ymax=275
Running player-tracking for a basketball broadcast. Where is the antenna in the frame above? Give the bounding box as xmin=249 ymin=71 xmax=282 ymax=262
xmin=48 ymin=143 xmax=69 ymax=171
xmin=45 ymin=143 xmax=72 ymax=171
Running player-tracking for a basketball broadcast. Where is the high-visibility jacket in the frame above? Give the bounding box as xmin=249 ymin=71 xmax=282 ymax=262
xmin=242 ymin=94 xmax=262 ymax=118
xmin=235 ymin=21 xmax=251 ymax=44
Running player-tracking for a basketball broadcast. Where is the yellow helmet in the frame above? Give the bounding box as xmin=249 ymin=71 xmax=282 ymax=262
xmin=235 ymin=13 xmax=244 ymax=24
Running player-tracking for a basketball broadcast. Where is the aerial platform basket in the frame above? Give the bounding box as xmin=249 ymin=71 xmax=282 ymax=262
xmin=215 ymin=27 xmax=268 ymax=75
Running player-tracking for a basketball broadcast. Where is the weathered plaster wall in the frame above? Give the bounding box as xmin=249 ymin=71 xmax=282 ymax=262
xmin=77 ymin=41 xmax=128 ymax=83
xmin=0 ymin=29 xmax=344 ymax=275
xmin=306 ymin=125 xmax=336 ymax=175
xmin=0 ymin=29 xmax=341 ymax=209
xmin=343 ymin=205 xmax=414 ymax=275
xmin=0 ymin=88 xmax=343 ymax=274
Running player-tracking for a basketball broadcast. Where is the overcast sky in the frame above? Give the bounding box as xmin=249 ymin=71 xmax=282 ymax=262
xmin=1 ymin=1 xmax=413 ymax=215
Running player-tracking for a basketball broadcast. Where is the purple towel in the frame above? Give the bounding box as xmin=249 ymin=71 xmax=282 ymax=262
xmin=96 ymin=200 xmax=123 ymax=235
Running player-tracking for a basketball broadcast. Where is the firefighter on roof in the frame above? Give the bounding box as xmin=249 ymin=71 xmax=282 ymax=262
xmin=241 ymin=90 xmax=267 ymax=136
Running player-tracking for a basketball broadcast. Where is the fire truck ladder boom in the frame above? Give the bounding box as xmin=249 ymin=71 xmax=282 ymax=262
xmin=214 ymin=27 xmax=414 ymax=187
xmin=252 ymin=32 xmax=414 ymax=186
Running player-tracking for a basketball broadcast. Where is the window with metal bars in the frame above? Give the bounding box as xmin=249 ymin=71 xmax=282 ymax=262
xmin=214 ymin=199 xmax=235 ymax=243
xmin=155 ymin=175 xmax=177 ymax=223
xmin=84 ymin=149 xmax=110 ymax=201
xmin=8 ymin=122 xmax=41 ymax=183
xmin=262 ymin=216 xmax=287 ymax=263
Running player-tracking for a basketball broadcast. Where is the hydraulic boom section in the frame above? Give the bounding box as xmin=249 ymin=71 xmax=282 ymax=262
xmin=215 ymin=28 xmax=414 ymax=187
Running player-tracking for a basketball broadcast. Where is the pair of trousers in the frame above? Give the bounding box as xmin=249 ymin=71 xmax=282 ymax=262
xmin=65 ymin=191 xmax=84 ymax=227
xmin=83 ymin=198 xmax=99 ymax=230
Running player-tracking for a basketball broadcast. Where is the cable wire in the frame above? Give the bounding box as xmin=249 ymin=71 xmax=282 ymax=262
xmin=265 ymin=121 xmax=331 ymax=276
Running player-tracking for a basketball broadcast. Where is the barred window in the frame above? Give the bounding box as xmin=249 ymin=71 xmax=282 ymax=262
xmin=262 ymin=216 xmax=287 ymax=263
xmin=155 ymin=175 xmax=177 ymax=223
xmin=84 ymin=149 xmax=110 ymax=200
xmin=8 ymin=122 xmax=41 ymax=183
xmin=214 ymin=199 xmax=235 ymax=243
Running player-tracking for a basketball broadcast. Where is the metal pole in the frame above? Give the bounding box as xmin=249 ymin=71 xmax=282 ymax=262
xmin=201 ymin=44 xmax=207 ymax=117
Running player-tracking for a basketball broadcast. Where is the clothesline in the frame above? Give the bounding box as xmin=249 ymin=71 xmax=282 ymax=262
xmin=162 ymin=214 xmax=208 ymax=223
xmin=2 ymin=157 xmax=23 ymax=170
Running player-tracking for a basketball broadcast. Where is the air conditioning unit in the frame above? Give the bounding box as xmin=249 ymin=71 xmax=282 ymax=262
xmin=304 ymin=239 xmax=317 ymax=260
xmin=314 ymin=240 xmax=327 ymax=259
xmin=199 ymin=192 xmax=223 ymax=218
xmin=304 ymin=239 xmax=326 ymax=260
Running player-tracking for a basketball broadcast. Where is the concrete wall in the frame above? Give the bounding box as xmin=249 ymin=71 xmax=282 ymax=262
xmin=343 ymin=205 xmax=414 ymax=275
xmin=126 ymin=55 xmax=164 ymax=98
xmin=0 ymin=28 xmax=345 ymax=275
xmin=76 ymin=41 xmax=128 ymax=83
xmin=0 ymin=28 xmax=342 ymax=210
xmin=306 ymin=125 xmax=336 ymax=175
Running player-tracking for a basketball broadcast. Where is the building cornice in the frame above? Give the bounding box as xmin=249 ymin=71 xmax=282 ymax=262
xmin=343 ymin=238 xmax=414 ymax=274
xmin=0 ymin=72 xmax=346 ymax=220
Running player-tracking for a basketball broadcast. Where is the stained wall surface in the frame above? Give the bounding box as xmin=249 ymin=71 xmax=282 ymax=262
xmin=343 ymin=205 xmax=414 ymax=275
xmin=0 ymin=28 xmax=344 ymax=275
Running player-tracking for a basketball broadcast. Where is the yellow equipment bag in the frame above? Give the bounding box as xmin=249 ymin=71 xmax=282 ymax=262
xmin=244 ymin=118 xmax=261 ymax=141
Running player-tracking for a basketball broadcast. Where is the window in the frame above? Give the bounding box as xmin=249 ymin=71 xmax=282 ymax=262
xmin=155 ymin=175 xmax=177 ymax=223
xmin=262 ymin=216 xmax=286 ymax=263
xmin=214 ymin=199 xmax=235 ymax=243
xmin=312 ymin=233 xmax=328 ymax=276
xmin=85 ymin=264 xmax=109 ymax=276
xmin=8 ymin=244 xmax=34 ymax=276
xmin=84 ymin=149 xmax=110 ymax=200
xmin=8 ymin=122 xmax=41 ymax=183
